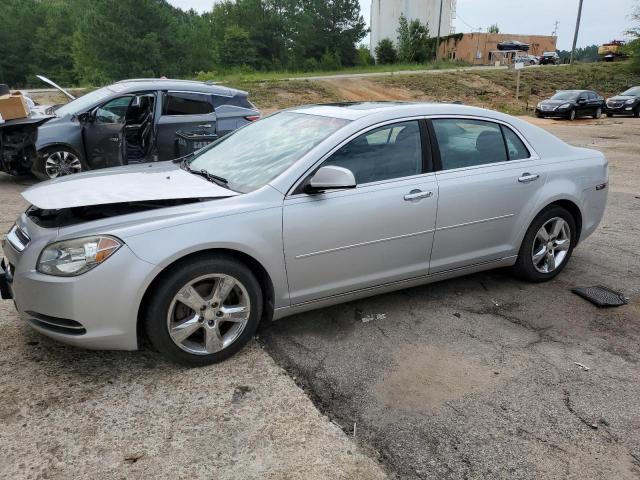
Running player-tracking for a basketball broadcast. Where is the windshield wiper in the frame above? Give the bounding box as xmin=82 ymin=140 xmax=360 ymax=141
xmin=185 ymin=165 xmax=229 ymax=188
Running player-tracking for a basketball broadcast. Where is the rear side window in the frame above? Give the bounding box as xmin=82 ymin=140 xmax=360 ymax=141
xmin=432 ymin=119 xmax=507 ymax=170
xmin=501 ymin=125 xmax=530 ymax=160
xmin=163 ymin=92 xmax=213 ymax=115
xmin=212 ymin=94 xmax=255 ymax=110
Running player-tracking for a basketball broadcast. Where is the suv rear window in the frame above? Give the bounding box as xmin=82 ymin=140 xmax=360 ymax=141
xmin=163 ymin=92 xmax=213 ymax=115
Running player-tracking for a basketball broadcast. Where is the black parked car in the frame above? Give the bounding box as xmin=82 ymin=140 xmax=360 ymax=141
xmin=605 ymin=86 xmax=640 ymax=117
xmin=539 ymin=51 xmax=560 ymax=65
xmin=497 ymin=40 xmax=530 ymax=52
xmin=535 ymin=90 xmax=605 ymax=121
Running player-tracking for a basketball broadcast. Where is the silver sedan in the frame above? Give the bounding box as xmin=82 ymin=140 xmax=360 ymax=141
xmin=1 ymin=102 xmax=608 ymax=366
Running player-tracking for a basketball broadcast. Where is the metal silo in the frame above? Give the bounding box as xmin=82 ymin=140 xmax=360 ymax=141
xmin=370 ymin=0 xmax=457 ymax=51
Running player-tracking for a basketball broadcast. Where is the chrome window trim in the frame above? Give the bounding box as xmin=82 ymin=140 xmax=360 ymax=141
xmin=286 ymin=115 xmax=430 ymax=198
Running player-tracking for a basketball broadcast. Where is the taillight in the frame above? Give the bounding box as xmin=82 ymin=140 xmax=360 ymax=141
xmin=245 ymin=115 xmax=260 ymax=122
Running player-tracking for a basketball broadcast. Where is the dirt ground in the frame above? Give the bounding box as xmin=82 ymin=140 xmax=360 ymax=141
xmin=0 ymin=109 xmax=638 ymax=479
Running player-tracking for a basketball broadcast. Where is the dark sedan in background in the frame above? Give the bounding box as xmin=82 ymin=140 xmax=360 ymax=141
xmin=536 ymin=90 xmax=605 ymax=121
xmin=605 ymin=86 xmax=640 ymax=117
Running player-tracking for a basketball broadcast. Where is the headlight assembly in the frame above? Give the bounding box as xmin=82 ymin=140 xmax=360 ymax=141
xmin=37 ymin=236 xmax=122 ymax=277
xmin=625 ymin=99 xmax=635 ymax=105
xmin=559 ymin=103 xmax=571 ymax=109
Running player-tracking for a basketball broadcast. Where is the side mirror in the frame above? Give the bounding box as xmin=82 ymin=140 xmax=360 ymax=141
xmin=306 ymin=166 xmax=356 ymax=193
xmin=77 ymin=112 xmax=92 ymax=124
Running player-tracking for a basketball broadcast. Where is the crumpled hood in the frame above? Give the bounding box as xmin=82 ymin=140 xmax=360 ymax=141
xmin=22 ymin=161 xmax=238 ymax=210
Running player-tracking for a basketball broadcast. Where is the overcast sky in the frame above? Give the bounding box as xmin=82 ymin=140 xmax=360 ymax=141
xmin=168 ymin=0 xmax=637 ymax=50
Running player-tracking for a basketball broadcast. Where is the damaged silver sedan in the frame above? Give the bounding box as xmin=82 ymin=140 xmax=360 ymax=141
xmin=1 ymin=103 xmax=608 ymax=366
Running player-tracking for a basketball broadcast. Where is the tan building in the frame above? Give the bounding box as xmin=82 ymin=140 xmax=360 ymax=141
xmin=438 ymin=33 xmax=558 ymax=65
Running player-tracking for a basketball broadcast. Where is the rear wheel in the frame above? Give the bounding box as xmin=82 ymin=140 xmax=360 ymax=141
xmin=513 ymin=206 xmax=577 ymax=282
xmin=634 ymin=107 xmax=640 ymax=118
xmin=594 ymin=107 xmax=602 ymax=119
xmin=33 ymin=147 xmax=83 ymax=180
xmin=145 ymin=255 xmax=262 ymax=366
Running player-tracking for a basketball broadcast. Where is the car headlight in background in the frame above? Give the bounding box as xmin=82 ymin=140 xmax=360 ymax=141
xmin=37 ymin=236 xmax=122 ymax=277
xmin=537 ymin=102 xmax=543 ymax=108
xmin=559 ymin=103 xmax=572 ymax=109
xmin=625 ymin=99 xmax=635 ymax=105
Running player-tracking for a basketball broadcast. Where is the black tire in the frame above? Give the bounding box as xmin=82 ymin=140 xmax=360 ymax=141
xmin=606 ymin=113 xmax=614 ymax=118
xmin=593 ymin=107 xmax=602 ymax=119
xmin=145 ymin=255 xmax=263 ymax=367
xmin=568 ymin=109 xmax=576 ymax=121
xmin=513 ymin=206 xmax=577 ymax=282
xmin=32 ymin=146 xmax=84 ymax=181
xmin=634 ymin=107 xmax=640 ymax=118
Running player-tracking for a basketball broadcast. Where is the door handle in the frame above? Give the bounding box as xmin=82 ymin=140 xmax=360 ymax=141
xmin=404 ymin=190 xmax=433 ymax=201
xmin=200 ymin=124 xmax=212 ymax=128
xmin=518 ymin=173 xmax=539 ymax=183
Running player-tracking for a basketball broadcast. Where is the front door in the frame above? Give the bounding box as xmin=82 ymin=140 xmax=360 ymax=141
xmin=156 ymin=91 xmax=217 ymax=160
xmin=83 ymin=96 xmax=132 ymax=169
xmin=283 ymin=120 xmax=438 ymax=304
xmin=429 ymin=118 xmax=548 ymax=273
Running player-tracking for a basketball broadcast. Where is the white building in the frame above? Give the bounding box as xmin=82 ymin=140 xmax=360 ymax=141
xmin=370 ymin=0 xmax=457 ymax=51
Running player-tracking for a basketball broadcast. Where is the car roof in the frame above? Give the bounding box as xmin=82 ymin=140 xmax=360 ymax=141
xmin=110 ymin=78 xmax=244 ymax=98
xmin=287 ymin=101 xmax=508 ymax=121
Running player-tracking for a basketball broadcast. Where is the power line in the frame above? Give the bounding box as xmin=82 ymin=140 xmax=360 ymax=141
xmin=455 ymin=13 xmax=478 ymax=31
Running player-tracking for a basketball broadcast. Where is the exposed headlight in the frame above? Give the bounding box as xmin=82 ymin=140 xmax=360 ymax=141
xmin=625 ymin=99 xmax=635 ymax=105
xmin=37 ymin=236 xmax=122 ymax=277
xmin=537 ymin=102 xmax=543 ymax=108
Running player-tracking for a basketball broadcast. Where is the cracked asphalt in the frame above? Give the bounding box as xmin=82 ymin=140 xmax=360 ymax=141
xmin=259 ymin=118 xmax=640 ymax=480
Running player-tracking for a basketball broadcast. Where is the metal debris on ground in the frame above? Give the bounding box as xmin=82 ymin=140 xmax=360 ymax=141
xmin=571 ymin=286 xmax=628 ymax=308
xmin=574 ymin=362 xmax=590 ymax=371
xmin=361 ymin=313 xmax=386 ymax=323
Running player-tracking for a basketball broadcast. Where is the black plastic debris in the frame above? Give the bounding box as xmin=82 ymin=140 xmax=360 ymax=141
xmin=571 ymin=286 xmax=628 ymax=308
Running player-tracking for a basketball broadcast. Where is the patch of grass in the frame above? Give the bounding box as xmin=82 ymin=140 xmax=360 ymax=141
xmin=195 ymin=60 xmax=470 ymax=84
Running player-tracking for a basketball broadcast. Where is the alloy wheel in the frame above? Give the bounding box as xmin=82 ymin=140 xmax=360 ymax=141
xmin=44 ymin=150 xmax=82 ymax=178
xmin=531 ymin=217 xmax=571 ymax=274
xmin=569 ymin=109 xmax=576 ymax=121
xmin=595 ymin=108 xmax=602 ymax=119
xmin=167 ymin=274 xmax=251 ymax=355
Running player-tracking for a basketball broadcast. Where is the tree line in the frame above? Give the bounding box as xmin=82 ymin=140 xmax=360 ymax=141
xmin=0 ymin=0 xmax=368 ymax=87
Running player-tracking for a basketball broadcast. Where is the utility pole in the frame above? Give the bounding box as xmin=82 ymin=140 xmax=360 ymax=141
xmin=552 ymin=21 xmax=559 ymax=38
xmin=570 ymin=0 xmax=584 ymax=65
xmin=435 ymin=0 xmax=444 ymax=61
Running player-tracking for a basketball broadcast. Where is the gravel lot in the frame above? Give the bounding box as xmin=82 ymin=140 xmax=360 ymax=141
xmin=1 ymin=117 xmax=638 ymax=480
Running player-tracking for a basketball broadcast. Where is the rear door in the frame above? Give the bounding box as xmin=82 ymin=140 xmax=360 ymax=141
xmin=156 ymin=91 xmax=217 ymax=160
xmin=283 ymin=120 xmax=438 ymax=304
xmin=429 ymin=117 xmax=548 ymax=273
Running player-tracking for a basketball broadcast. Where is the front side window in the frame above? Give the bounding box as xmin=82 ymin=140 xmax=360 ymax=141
xmin=95 ymin=96 xmax=132 ymax=124
xmin=432 ymin=119 xmax=508 ymax=170
xmin=324 ymin=121 xmax=423 ymax=184
xmin=188 ymin=112 xmax=349 ymax=193
xmin=163 ymin=92 xmax=213 ymax=115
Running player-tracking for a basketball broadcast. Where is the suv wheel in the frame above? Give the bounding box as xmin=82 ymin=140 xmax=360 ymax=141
xmin=513 ymin=206 xmax=577 ymax=282
xmin=33 ymin=147 xmax=83 ymax=180
xmin=145 ymin=255 xmax=263 ymax=366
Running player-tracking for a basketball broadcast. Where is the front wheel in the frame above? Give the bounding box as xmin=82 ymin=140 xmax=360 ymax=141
xmin=513 ymin=206 xmax=577 ymax=282
xmin=145 ymin=255 xmax=263 ymax=366
xmin=33 ymin=147 xmax=83 ymax=180
xmin=568 ymin=109 xmax=576 ymax=121
xmin=634 ymin=107 xmax=640 ymax=118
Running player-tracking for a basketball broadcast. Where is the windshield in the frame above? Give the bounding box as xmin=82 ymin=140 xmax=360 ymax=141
xmin=551 ymin=92 xmax=579 ymax=101
xmin=188 ymin=112 xmax=350 ymax=193
xmin=543 ymin=52 xmax=556 ymax=56
xmin=55 ymin=86 xmax=115 ymax=116
xmin=622 ymin=87 xmax=640 ymax=97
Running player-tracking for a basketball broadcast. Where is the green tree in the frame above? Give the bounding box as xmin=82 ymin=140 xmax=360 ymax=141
xmin=355 ymin=46 xmax=375 ymax=66
xmin=218 ymin=25 xmax=257 ymax=68
xmin=397 ymin=16 xmax=431 ymax=63
xmin=375 ymin=39 xmax=398 ymax=65
xmin=487 ymin=24 xmax=500 ymax=34
xmin=627 ymin=3 xmax=640 ymax=71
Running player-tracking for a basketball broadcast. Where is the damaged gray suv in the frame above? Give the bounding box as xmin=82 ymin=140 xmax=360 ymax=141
xmin=1 ymin=103 xmax=608 ymax=366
